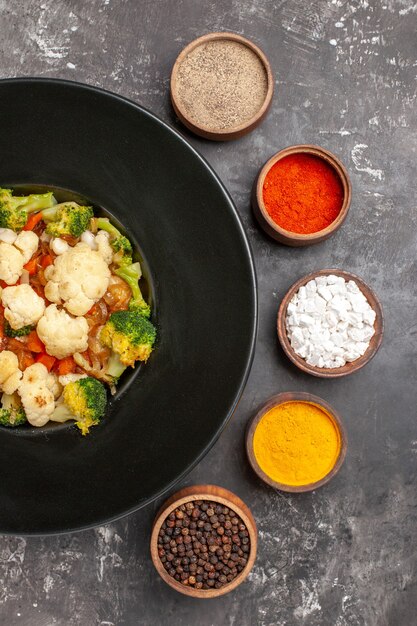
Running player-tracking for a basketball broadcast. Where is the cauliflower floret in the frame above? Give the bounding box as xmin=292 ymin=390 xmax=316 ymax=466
xmin=0 ymin=242 xmax=24 ymax=285
xmin=44 ymin=242 xmax=110 ymax=315
xmin=20 ymin=363 xmax=60 ymax=399
xmin=37 ymin=304 xmax=89 ymax=359
xmin=1 ymin=284 xmax=46 ymax=330
xmin=14 ymin=231 xmax=39 ymax=264
xmin=58 ymin=372 xmax=87 ymax=386
xmin=43 ymin=270 xmax=60 ymax=303
xmin=18 ymin=363 xmax=56 ymax=427
xmin=95 ymin=230 xmax=113 ymax=265
xmin=0 ymin=232 xmax=40 ymax=285
xmin=0 ymin=351 xmax=22 ymax=395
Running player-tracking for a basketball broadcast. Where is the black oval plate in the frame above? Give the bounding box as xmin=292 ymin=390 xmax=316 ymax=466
xmin=0 ymin=79 xmax=257 ymax=534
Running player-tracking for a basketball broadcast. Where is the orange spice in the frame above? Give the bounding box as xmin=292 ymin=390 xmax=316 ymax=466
xmin=253 ymin=401 xmax=341 ymax=486
xmin=262 ymin=154 xmax=344 ymax=234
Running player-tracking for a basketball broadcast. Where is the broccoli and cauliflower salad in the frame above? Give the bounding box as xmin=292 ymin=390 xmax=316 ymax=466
xmin=0 ymin=188 xmax=156 ymax=435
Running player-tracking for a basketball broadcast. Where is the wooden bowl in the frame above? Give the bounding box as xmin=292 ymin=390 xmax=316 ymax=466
xmin=246 ymin=392 xmax=347 ymax=492
xmin=150 ymin=484 xmax=257 ymax=598
xmin=170 ymin=32 xmax=274 ymax=141
xmin=277 ymin=269 xmax=384 ymax=378
xmin=252 ymin=144 xmax=351 ymax=245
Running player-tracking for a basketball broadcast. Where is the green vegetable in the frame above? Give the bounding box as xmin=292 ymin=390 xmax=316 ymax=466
xmin=95 ymin=219 xmax=150 ymax=315
xmin=115 ymin=262 xmax=150 ymax=318
xmin=42 ymin=202 xmax=93 ymax=238
xmin=4 ymin=321 xmax=33 ymax=338
xmin=106 ymin=351 xmax=127 ymax=380
xmin=0 ymin=393 xmax=27 ymax=427
xmin=95 ymin=217 xmax=133 ymax=265
xmin=100 ymin=310 xmax=156 ymax=368
xmin=50 ymin=377 xmax=107 ymax=435
xmin=0 ymin=187 xmax=57 ymax=231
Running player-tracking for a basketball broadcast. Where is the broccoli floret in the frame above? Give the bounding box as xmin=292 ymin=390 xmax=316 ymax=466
xmin=4 ymin=321 xmax=34 ymax=338
xmin=42 ymin=202 xmax=93 ymax=238
xmin=51 ymin=377 xmax=107 ymax=435
xmin=95 ymin=218 xmax=133 ymax=265
xmin=112 ymin=236 xmax=133 ymax=260
xmin=100 ymin=310 xmax=156 ymax=367
xmin=114 ymin=262 xmax=151 ymax=318
xmin=0 ymin=187 xmax=57 ymax=231
xmin=0 ymin=393 xmax=27 ymax=427
xmin=64 ymin=377 xmax=107 ymax=435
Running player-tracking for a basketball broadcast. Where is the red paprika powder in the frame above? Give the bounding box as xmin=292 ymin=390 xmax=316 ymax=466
xmin=262 ymin=153 xmax=344 ymax=234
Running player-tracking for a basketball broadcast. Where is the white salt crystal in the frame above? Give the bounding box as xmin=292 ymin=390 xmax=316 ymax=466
xmin=329 ymin=282 xmax=345 ymax=295
xmin=327 ymin=274 xmax=342 ymax=285
xmin=298 ymin=286 xmax=307 ymax=300
xmin=314 ymin=294 xmax=327 ymax=314
xmin=299 ymin=314 xmax=315 ymax=327
xmin=285 ymin=274 xmax=377 ymax=369
xmin=287 ymin=301 xmax=297 ymax=315
xmin=318 ymin=285 xmax=332 ymax=301
xmin=304 ymin=299 xmax=317 ymax=314
xmin=363 ymin=308 xmax=376 ymax=325
xmin=362 ymin=325 xmax=375 ymax=341
xmin=350 ymin=294 xmax=369 ymax=313
xmin=305 ymin=279 xmax=318 ymax=294
xmin=346 ymin=280 xmax=360 ymax=293
xmin=290 ymin=328 xmax=304 ymax=349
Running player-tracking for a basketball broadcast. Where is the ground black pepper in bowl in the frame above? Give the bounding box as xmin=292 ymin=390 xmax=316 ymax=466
xmin=170 ymin=32 xmax=273 ymax=141
xmin=157 ymin=500 xmax=251 ymax=590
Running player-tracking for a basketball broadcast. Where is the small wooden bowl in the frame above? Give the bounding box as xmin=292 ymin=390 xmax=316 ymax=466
xmin=246 ymin=392 xmax=347 ymax=492
xmin=171 ymin=32 xmax=274 ymax=141
xmin=252 ymin=144 xmax=351 ymax=245
xmin=277 ymin=269 xmax=384 ymax=378
xmin=150 ymin=485 xmax=257 ymax=598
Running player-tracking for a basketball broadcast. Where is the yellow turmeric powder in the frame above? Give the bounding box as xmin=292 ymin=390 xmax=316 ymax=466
xmin=253 ymin=401 xmax=341 ymax=486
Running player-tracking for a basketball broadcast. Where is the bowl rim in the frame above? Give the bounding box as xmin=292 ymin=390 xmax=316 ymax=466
xmin=277 ymin=269 xmax=384 ymax=378
xmin=254 ymin=144 xmax=351 ymax=244
xmin=170 ymin=31 xmax=274 ymax=140
xmin=246 ymin=392 xmax=348 ymax=492
xmin=0 ymin=77 xmax=258 ymax=536
xmin=150 ymin=484 xmax=257 ymax=598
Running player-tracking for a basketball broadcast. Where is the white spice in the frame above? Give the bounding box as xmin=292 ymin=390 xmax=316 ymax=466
xmin=286 ymin=275 xmax=376 ymax=368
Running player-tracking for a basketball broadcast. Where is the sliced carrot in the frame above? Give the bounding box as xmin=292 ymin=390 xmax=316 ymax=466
xmin=26 ymin=330 xmax=45 ymax=353
xmin=23 ymin=212 xmax=44 ymax=231
xmin=40 ymin=254 xmax=53 ymax=269
xmin=24 ymin=257 xmax=38 ymax=275
xmin=36 ymin=353 xmax=56 ymax=371
xmin=57 ymin=356 xmax=76 ymax=376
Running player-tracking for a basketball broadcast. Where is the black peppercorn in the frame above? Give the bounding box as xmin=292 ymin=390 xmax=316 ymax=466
xmin=157 ymin=499 xmax=250 ymax=591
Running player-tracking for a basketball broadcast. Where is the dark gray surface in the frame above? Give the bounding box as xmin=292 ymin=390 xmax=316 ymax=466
xmin=0 ymin=1 xmax=416 ymax=624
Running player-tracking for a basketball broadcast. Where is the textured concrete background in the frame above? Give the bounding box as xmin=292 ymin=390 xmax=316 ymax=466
xmin=0 ymin=1 xmax=416 ymax=625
